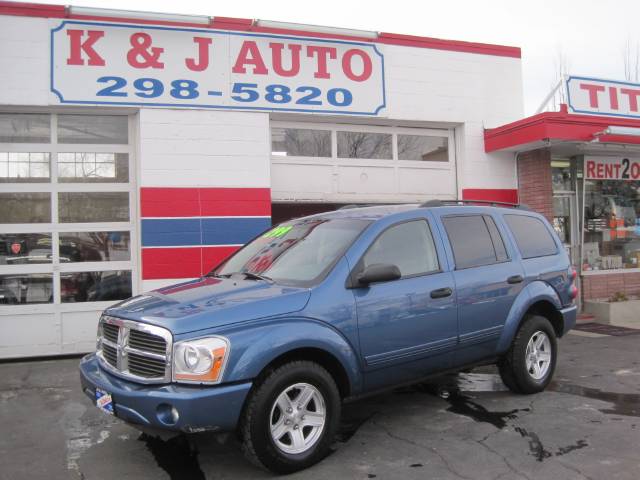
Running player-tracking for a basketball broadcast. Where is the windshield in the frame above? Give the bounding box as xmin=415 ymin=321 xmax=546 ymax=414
xmin=212 ymin=218 xmax=370 ymax=286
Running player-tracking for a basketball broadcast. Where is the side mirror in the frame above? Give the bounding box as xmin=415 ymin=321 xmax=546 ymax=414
xmin=356 ymin=263 xmax=401 ymax=286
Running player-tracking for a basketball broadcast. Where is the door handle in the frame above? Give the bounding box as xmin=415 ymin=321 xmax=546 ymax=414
xmin=507 ymin=275 xmax=524 ymax=284
xmin=430 ymin=287 xmax=453 ymax=299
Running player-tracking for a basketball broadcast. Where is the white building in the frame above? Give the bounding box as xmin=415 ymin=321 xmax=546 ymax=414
xmin=0 ymin=2 xmax=523 ymax=358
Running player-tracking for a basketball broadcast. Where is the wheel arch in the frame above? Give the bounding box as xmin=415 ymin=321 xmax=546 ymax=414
xmin=498 ymin=281 xmax=565 ymax=352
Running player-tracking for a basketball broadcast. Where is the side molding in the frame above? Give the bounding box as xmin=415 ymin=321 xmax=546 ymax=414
xmin=496 ymin=281 xmax=562 ymax=353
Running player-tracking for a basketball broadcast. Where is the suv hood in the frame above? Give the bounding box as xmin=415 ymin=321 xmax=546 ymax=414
xmin=105 ymin=276 xmax=310 ymax=335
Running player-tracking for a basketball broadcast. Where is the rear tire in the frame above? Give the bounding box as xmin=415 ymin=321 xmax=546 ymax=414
xmin=498 ymin=315 xmax=557 ymax=394
xmin=239 ymin=361 xmax=341 ymax=474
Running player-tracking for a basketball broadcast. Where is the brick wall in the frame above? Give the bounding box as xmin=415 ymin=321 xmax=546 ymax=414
xmin=581 ymin=272 xmax=640 ymax=300
xmin=517 ymin=149 xmax=553 ymax=221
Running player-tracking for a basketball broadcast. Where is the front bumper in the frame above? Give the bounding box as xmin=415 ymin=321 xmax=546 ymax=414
xmin=79 ymin=353 xmax=252 ymax=433
xmin=560 ymin=305 xmax=578 ymax=336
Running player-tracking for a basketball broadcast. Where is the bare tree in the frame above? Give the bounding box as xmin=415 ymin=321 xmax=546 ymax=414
xmin=550 ymin=47 xmax=571 ymax=111
xmin=622 ymin=37 xmax=640 ymax=83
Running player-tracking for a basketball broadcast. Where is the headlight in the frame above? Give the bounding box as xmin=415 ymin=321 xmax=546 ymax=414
xmin=173 ymin=336 xmax=229 ymax=384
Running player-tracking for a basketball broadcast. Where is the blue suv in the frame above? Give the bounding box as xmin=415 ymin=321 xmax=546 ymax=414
xmin=80 ymin=201 xmax=578 ymax=473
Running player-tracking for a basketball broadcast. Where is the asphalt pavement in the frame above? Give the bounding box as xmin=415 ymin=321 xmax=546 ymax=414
xmin=1 ymin=330 xmax=639 ymax=479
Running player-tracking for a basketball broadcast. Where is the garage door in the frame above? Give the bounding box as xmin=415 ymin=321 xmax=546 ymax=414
xmin=0 ymin=113 xmax=137 ymax=358
xmin=270 ymin=121 xmax=456 ymax=204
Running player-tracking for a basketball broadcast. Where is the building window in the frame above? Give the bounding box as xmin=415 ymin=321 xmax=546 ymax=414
xmin=397 ymin=135 xmax=448 ymax=162
xmin=337 ymin=131 xmax=392 ymax=159
xmin=0 ymin=113 xmax=135 ymax=307
xmin=583 ymin=178 xmax=640 ymax=271
xmin=271 ymin=128 xmax=331 ymax=157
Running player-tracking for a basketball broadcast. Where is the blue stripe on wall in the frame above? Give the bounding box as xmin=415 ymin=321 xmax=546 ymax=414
xmin=141 ymin=217 xmax=272 ymax=247
xmin=202 ymin=217 xmax=272 ymax=245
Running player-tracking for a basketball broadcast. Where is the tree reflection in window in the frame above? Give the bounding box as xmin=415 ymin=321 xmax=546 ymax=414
xmin=271 ymin=128 xmax=331 ymax=157
xmin=337 ymin=131 xmax=392 ymax=159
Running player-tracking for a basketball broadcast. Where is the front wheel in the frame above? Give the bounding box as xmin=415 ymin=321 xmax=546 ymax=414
xmin=239 ymin=361 xmax=341 ymax=474
xmin=499 ymin=315 xmax=557 ymax=394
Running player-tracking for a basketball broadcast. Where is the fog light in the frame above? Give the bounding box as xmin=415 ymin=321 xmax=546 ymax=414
xmin=156 ymin=403 xmax=179 ymax=425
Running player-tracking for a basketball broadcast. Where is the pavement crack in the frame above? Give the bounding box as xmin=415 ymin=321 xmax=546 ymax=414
xmin=372 ymin=420 xmax=474 ymax=480
xmin=476 ymin=437 xmax=533 ymax=480
xmin=556 ymin=459 xmax=596 ymax=480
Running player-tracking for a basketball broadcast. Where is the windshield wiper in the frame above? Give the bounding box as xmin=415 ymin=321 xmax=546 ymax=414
xmin=239 ymin=271 xmax=274 ymax=282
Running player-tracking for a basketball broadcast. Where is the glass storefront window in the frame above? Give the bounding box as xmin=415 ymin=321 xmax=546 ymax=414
xmin=61 ymin=270 xmax=132 ymax=303
xmin=397 ymin=135 xmax=448 ymax=162
xmin=58 ymin=115 xmax=128 ymax=144
xmin=583 ymin=179 xmax=640 ymax=271
xmin=0 ymin=152 xmax=50 ymax=182
xmin=0 ymin=114 xmax=50 ymax=143
xmin=0 ymin=274 xmax=53 ymax=304
xmin=271 ymin=128 xmax=331 ymax=157
xmin=58 ymin=192 xmax=129 ymax=223
xmin=0 ymin=233 xmax=52 ymax=264
xmin=337 ymin=131 xmax=392 ymax=159
xmin=0 ymin=193 xmax=51 ymax=223
xmin=59 ymin=232 xmax=130 ymax=262
xmin=58 ymin=153 xmax=129 ymax=183
xmin=551 ymin=159 xmax=573 ymax=191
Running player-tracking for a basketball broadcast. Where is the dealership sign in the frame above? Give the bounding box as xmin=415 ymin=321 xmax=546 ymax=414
xmin=585 ymin=156 xmax=640 ymax=180
xmin=50 ymin=21 xmax=386 ymax=115
xmin=567 ymin=76 xmax=640 ymax=119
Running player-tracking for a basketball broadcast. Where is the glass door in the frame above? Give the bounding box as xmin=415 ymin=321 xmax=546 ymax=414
xmin=553 ymin=194 xmax=579 ymax=265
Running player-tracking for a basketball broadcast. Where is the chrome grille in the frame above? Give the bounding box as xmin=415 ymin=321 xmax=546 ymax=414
xmin=129 ymin=329 xmax=167 ymax=355
xmin=97 ymin=315 xmax=172 ymax=383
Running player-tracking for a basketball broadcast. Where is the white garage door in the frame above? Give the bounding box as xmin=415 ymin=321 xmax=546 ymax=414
xmin=0 ymin=112 xmax=137 ymax=359
xmin=270 ymin=121 xmax=456 ymax=204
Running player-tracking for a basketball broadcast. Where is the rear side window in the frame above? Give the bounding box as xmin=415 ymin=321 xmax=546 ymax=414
xmin=363 ymin=220 xmax=439 ymax=277
xmin=505 ymin=215 xmax=558 ymax=259
xmin=442 ymin=215 xmax=508 ymax=269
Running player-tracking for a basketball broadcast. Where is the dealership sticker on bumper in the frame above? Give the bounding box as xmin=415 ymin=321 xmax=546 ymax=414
xmin=95 ymin=388 xmax=114 ymax=415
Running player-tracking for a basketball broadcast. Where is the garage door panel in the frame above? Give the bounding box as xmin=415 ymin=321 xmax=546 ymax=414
xmin=398 ymin=168 xmax=456 ymax=195
xmin=271 ymin=163 xmax=333 ymax=196
xmin=337 ymin=166 xmax=396 ymax=194
xmin=61 ymin=310 xmax=102 ymax=354
xmin=0 ymin=313 xmax=60 ymax=358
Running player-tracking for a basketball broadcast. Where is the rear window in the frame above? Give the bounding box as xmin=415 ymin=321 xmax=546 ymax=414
xmin=442 ymin=215 xmax=507 ymax=269
xmin=504 ymin=215 xmax=557 ymax=259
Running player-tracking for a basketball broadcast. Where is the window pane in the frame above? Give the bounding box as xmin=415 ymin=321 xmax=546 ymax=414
xmin=58 ymin=192 xmax=129 ymax=223
xmin=505 ymin=215 xmax=558 ymax=259
xmin=0 ymin=274 xmax=52 ymax=304
xmin=0 ymin=114 xmax=50 ymax=143
xmin=0 ymin=152 xmax=50 ymax=182
xmin=484 ymin=216 xmax=509 ymax=262
xmin=57 ymin=153 xmax=128 ymax=183
xmin=443 ymin=215 xmax=497 ymax=269
xmin=61 ymin=270 xmax=132 ymax=303
xmin=583 ymin=179 xmax=640 ymax=271
xmin=398 ymin=135 xmax=448 ymax=162
xmin=0 ymin=193 xmax=51 ymax=223
xmin=0 ymin=233 xmax=52 ymax=264
xmin=58 ymin=115 xmax=128 ymax=144
xmin=363 ymin=221 xmax=439 ymax=277
xmin=60 ymin=231 xmax=130 ymax=262
xmin=337 ymin=131 xmax=392 ymax=159
xmin=271 ymin=128 xmax=331 ymax=157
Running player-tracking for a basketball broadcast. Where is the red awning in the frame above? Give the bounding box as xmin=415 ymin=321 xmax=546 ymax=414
xmin=485 ymin=104 xmax=640 ymax=152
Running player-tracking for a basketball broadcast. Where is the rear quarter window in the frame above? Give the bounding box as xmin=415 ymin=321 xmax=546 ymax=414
xmin=504 ymin=214 xmax=558 ymax=259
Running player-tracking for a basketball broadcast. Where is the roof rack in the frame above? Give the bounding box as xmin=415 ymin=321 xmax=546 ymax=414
xmin=420 ymin=199 xmax=530 ymax=210
xmin=337 ymin=204 xmax=377 ymax=210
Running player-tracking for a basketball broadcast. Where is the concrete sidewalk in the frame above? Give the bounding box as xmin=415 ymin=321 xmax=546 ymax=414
xmin=1 ymin=332 xmax=639 ymax=479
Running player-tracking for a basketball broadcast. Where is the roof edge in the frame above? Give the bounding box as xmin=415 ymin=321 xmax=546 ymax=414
xmin=0 ymin=1 xmax=521 ymax=58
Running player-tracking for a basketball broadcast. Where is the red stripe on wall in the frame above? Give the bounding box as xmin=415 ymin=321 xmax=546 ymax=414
xmin=142 ymin=247 xmax=202 ymax=279
xmin=202 ymin=245 xmax=240 ymax=273
xmin=142 ymin=246 xmax=239 ymax=279
xmin=462 ymin=188 xmax=519 ymax=204
xmin=140 ymin=187 xmax=271 ymax=218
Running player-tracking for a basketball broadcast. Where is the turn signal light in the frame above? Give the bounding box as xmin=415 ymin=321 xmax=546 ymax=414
xmin=569 ymin=284 xmax=579 ymax=300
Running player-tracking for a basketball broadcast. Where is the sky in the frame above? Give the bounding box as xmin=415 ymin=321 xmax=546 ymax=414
xmin=30 ymin=0 xmax=640 ymax=114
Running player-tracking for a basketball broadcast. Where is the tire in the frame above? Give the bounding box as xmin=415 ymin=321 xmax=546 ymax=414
xmin=239 ymin=361 xmax=341 ymax=474
xmin=498 ymin=315 xmax=557 ymax=394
